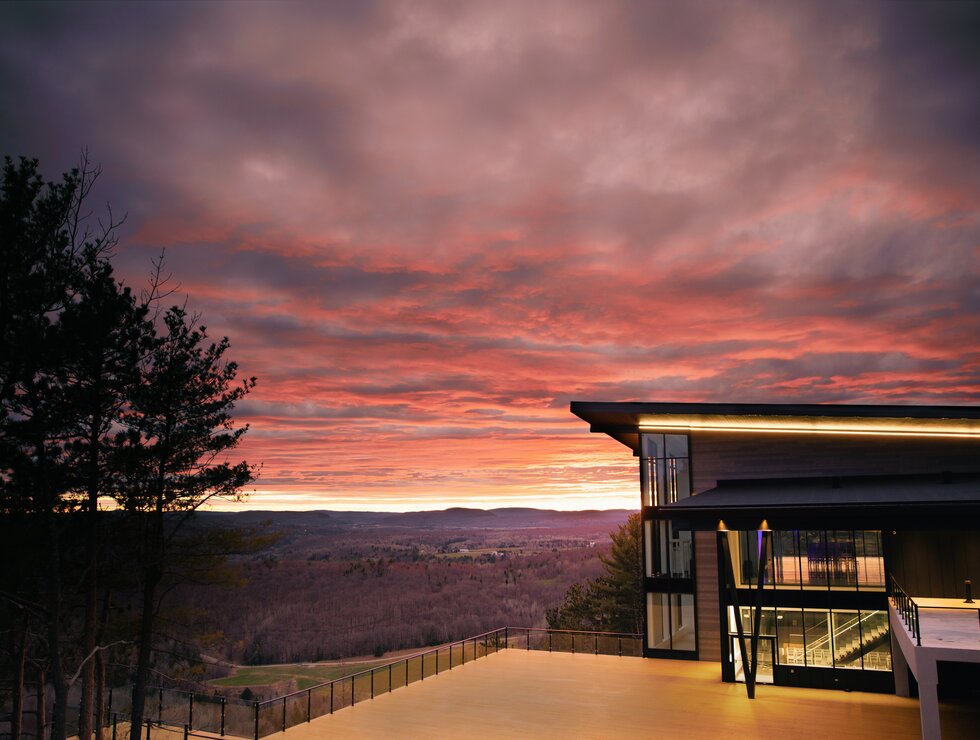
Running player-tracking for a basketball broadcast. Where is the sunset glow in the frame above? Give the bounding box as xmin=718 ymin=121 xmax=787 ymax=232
xmin=2 ymin=1 xmax=978 ymax=511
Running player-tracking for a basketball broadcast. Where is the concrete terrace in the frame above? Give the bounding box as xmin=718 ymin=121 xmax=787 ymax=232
xmin=263 ymin=650 xmax=977 ymax=740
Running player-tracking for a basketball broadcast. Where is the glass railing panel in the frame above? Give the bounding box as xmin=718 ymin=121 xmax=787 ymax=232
xmin=422 ymin=652 xmax=436 ymax=678
xmin=406 ymin=654 xmax=423 ymax=683
xmin=389 ymin=661 xmax=407 ymax=691
xmin=223 ymin=700 xmax=254 ymax=737
xmin=285 ymin=693 xmax=308 ymax=730
xmin=255 ymin=702 xmax=278 ymax=738
xmin=190 ymin=696 xmax=222 ymax=733
xmin=333 ymin=679 xmax=353 ymax=713
xmin=374 ymin=665 xmax=392 ymax=695
xmin=352 ymin=672 xmax=373 ymax=704
xmin=310 ymin=684 xmax=332 ymax=720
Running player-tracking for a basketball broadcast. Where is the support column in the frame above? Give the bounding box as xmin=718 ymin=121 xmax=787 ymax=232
xmin=916 ymin=659 xmax=942 ymax=740
xmin=889 ymin=628 xmax=911 ymax=697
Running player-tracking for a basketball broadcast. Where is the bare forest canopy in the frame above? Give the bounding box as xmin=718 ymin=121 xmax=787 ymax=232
xmin=176 ymin=508 xmax=631 ymax=695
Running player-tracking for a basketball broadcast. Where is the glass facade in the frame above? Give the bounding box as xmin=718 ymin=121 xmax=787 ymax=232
xmin=640 ymin=433 xmax=696 ymax=656
xmin=733 ymin=529 xmax=885 ymax=591
xmin=728 ymin=606 xmax=892 ymax=675
xmin=640 ymin=433 xmax=691 ymax=507
xmin=647 ymin=592 xmax=696 ymax=651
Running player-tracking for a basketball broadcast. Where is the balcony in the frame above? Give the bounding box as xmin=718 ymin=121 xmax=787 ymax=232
xmin=889 ymin=578 xmax=980 ymax=740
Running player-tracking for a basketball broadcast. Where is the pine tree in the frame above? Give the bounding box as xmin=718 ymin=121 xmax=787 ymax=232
xmin=113 ymin=307 xmax=255 ymax=740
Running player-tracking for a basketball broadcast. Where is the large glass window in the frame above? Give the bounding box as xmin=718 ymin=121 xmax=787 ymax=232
xmin=804 ymin=530 xmax=829 ymax=588
xmin=670 ymin=526 xmax=693 ymax=578
xmin=804 ymin=610 xmax=833 ymax=667
xmin=672 ymin=594 xmax=696 ymax=650
xmin=647 ymin=592 xmax=670 ymax=650
xmin=735 ymin=529 xmax=883 ymax=592
xmin=860 ymin=611 xmax=892 ymax=671
xmin=729 ymin=607 xmax=891 ymax=674
xmin=831 ymin=610 xmax=862 ymax=669
xmin=639 ymin=433 xmax=690 ymax=506
xmin=645 ymin=520 xmax=692 ymax=578
xmin=772 ymin=530 xmax=802 ymax=587
xmin=827 ymin=531 xmax=858 ymax=589
xmin=855 ymin=531 xmax=885 ymax=590
xmin=649 ymin=592 xmax=696 ymax=651
xmin=776 ymin=608 xmax=805 ymax=666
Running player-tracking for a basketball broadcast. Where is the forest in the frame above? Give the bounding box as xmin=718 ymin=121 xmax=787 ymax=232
xmin=182 ymin=509 xmax=630 ymax=669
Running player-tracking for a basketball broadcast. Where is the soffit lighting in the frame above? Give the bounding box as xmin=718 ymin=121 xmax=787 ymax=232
xmin=637 ymin=414 xmax=980 ymax=439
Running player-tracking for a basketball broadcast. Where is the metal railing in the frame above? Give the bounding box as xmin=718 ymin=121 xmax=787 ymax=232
xmin=67 ymin=627 xmax=642 ymax=740
xmin=889 ymin=574 xmax=980 ymax=648
xmin=503 ymin=627 xmax=643 ymax=657
xmin=889 ymin=575 xmax=922 ymax=645
xmin=251 ymin=627 xmax=507 ymax=737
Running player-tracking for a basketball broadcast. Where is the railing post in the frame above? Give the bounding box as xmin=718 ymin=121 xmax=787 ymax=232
xmin=252 ymin=700 xmax=259 ymax=740
xmin=527 ymin=631 xmax=530 ymax=651
xmin=183 ymin=723 xmax=188 ymax=740
xmin=306 ymin=689 xmax=311 ymax=722
xmin=145 ymin=719 xmax=152 ymax=740
xmin=618 ymin=637 xmax=622 ymax=657
xmin=505 ymin=626 xmax=509 ymax=649
xmin=371 ymin=668 xmax=375 ymax=698
xmin=549 ymin=631 xmax=552 ymax=652
xmin=188 ymin=694 xmax=193 ymax=730
xmin=281 ymin=696 xmax=286 ymax=732
xmin=112 ymin=712 xmax=117 ymax=740
xmin=436 ymin=649 xmax=439 ymax=674
xmin=389 ymin=663 xmax=393 ymax=689
xmin=329 ymin=682 xmax=334 ymax=715
xmin=595 ymin=633 xmax=599 ymax=655
xmin=220 ymin=698 xmax=226 ymax=737
xmin=158 ymin=688 xmax=163 ymax=725
xmin=350 ymin=676 xmax=354 ymax=706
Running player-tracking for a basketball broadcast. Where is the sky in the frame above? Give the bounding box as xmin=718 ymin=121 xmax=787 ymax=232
xmin=1 ymin=1 xmax=979 ymax=512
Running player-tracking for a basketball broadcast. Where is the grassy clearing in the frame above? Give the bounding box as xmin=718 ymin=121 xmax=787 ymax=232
xmin=210 ymin=660 xmax=389 ymax=690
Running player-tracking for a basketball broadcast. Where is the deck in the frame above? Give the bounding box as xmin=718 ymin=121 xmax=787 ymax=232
xmin=267 ymin=650 xmax=976 ymax=739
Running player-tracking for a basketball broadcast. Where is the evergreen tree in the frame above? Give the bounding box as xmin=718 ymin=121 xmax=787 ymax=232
xmin=113 ymin=307 xmax=255 ymax=740
xmin=546 ymin=513 xmax=643 ymax=634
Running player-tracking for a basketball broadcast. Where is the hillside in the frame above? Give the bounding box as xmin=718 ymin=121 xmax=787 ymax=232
xmin=180 ymin=508 xmax=632 ymax=671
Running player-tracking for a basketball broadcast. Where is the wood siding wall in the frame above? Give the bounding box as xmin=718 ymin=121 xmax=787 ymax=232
xmin=690 ymin=433 xmax=980 ymax=493
xmin=694 ymin=531 xmax=721 ymax=662
xmin=886 ymin=530 xmax=980 ymax=598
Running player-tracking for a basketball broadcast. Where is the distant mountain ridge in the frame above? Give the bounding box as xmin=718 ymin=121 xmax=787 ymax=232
xmin=197 ymin=507 xmax=633 ymax=530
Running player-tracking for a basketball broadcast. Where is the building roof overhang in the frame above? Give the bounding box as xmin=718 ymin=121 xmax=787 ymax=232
xmin=657 ymin=473 xmax=980 ymax=531
xmin=570 ymin=401 xmax=980 ymax=453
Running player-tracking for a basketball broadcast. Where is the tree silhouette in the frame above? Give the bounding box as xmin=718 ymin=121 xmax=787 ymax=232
xmin=113 ymin=307 xmax=255 ymax=740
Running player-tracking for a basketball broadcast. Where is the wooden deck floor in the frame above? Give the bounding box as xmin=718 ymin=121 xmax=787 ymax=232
xmin=273 ymin=650 xmax=959 ymax=739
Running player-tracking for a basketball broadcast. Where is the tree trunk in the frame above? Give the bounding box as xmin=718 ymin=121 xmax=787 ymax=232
xmin=79 ymin=419 xmax=103 ymax=740
xmin=94 ymin=651 xmax=105 ymax=740
xmin=12 ymin=613 xmax=28 ymax=740
xmin=37 ymin=666 xmax=46 ymax=740
xmin=129 ymin=561 xmax=160 ymax=740
xmin=41 ymin=441 xmax=68 ymax=740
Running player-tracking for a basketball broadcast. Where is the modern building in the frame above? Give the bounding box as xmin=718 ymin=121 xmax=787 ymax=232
xmin=571 ymin=401 xmax=980 ymax=739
